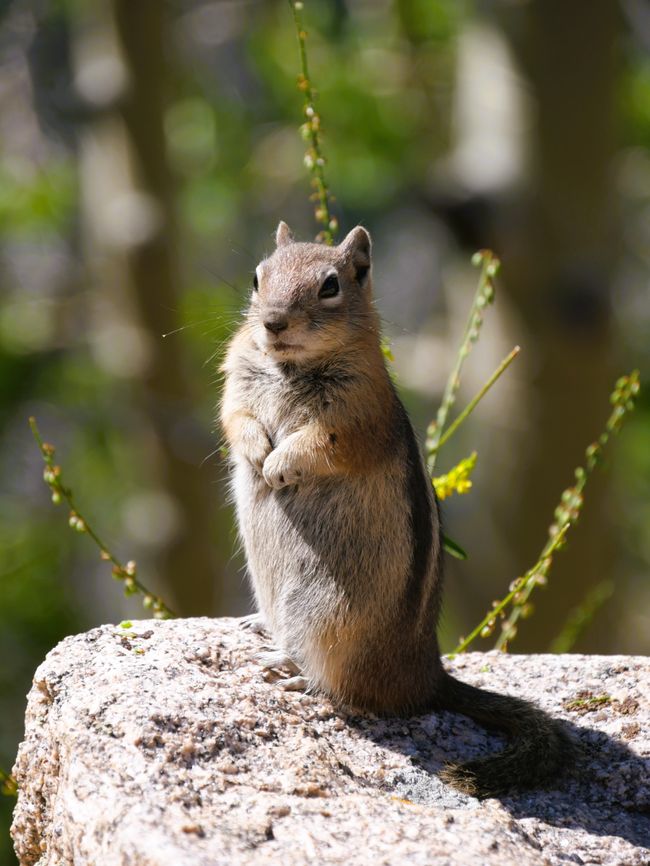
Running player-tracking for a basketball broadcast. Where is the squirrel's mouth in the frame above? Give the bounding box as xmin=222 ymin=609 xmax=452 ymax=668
xmin=271 ymin=340 xmax=304 ymax=353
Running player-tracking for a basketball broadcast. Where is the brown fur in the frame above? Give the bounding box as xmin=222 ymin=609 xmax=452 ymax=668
xmin=220 ymin=222 xmax=573 ymax=798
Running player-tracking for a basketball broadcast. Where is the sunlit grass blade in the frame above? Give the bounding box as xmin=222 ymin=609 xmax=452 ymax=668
xmin=442 ymin=533 xmax=468 ymax=561
xmin=436 ymin=346 xmax=520 ymax=452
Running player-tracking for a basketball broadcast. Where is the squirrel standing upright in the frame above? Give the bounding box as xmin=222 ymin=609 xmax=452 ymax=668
xmin=220 ymin=221 xmax=573 ymax=797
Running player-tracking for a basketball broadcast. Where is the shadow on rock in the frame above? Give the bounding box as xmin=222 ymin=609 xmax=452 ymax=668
xmin=347 ymin=711 xmax=650 ymax=850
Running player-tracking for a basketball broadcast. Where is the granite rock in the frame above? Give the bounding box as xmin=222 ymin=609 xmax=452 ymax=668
xmin=10 ymin=618 xmax=650 ymax=865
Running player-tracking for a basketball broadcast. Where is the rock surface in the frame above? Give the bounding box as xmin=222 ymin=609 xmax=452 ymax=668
xmin=10 ymin=617 xmax=650 ymax=866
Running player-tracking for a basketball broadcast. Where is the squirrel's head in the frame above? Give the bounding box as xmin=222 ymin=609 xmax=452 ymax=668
xmin=247 ymin=221 xmax=374 ymax=363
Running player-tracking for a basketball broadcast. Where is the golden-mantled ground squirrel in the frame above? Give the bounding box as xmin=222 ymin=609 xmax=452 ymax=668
xmin=221 ymin=221 xmax=572 ymax=797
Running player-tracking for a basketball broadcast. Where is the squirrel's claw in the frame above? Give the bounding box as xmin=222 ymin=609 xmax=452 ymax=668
xmin=239 ymin=613 xmax=267 ymax=635
xmin=256 ymin=647 xmax=300 ymax=674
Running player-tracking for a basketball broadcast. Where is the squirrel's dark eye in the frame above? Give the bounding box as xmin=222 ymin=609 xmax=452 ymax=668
xmin=253 ymin=274 xmax=259 ymax=291
xmin=319 ymin=274 xmax=340 ymax=299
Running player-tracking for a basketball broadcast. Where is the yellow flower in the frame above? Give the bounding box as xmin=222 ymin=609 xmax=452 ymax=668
xmin=433 ymin=452 xmax=477 ymax=501
xmin=380 ymin=338 xmax=394 ymax=363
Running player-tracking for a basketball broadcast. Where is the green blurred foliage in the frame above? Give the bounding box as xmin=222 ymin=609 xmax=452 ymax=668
xmin=0 ymin=163 xmax=76 ymax=234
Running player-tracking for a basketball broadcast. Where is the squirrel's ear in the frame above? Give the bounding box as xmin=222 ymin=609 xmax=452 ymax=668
xmin=339 ymin=226 xmax=371 ymax=262
xmin=339 ymin=227 xmax=371 ymax=285
xmin=275 ymin=221 xmax=293 ymax=247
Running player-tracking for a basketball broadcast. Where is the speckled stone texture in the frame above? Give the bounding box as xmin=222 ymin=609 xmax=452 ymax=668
xmin=10 ymin=618 xmax=650 ymax=866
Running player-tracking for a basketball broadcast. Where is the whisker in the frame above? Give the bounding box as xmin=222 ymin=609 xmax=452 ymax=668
xmin=199 ymin=266 xmax=245 ymax=296
xmin=228 ymin=240 xmax=258 ymax=261
xmin=162 ymin=319 xmax=218 ymax=338
xmin=201 ymin=445 xmax=225 ymax=467
xmin=203 ymin=322 xmax=245 ymax=369
xmin=199 ymin=318 xmax=239 ymax=339
xmin=204 ymin=344 xmax=228 ymax=369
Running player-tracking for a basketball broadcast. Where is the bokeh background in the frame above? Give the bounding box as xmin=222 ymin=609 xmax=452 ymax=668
xmin=2 ymin=0 xmax=650 ymax=858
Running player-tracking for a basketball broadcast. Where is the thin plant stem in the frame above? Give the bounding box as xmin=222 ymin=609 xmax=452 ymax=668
xmin=494 ymin=370 xmax=639 ymax=650
xmin=548 ymin=580 xmax=615 ymax=653
xmin=29 ymin=417 xmax=176 ymax=620
xmin=288 ymin=0 xmax=338 ymax=244
xmin=450 ymin=370 xmax=639 ymax=655
xmin=436 ymin=345 xmax=520 ymax=452
xmin=427 ymin=250 xmax=499 ymax=473
xmin=450 ymin=524 xmax=570 ymax=657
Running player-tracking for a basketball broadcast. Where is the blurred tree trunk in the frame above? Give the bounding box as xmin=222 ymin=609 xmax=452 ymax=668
xmin=72 ymin=1 xmax=222 ymax=616
xmin=483 ymin=0 xmax=620 ymax=651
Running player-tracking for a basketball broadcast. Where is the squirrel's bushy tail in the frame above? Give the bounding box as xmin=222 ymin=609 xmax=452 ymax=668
xmin=437 ymin=671 xmax=574 ymax=798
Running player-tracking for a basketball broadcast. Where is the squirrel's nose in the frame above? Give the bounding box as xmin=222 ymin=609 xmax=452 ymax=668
xmin=264 ymin=315 xmax=288 ymax=335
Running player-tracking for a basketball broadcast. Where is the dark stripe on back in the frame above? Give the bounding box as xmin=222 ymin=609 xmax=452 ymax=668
xmin=396 ymin=400 xmax=434 ymax=618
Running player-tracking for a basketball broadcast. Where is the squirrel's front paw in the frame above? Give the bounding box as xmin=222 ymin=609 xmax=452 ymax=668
xmin=238 ymin=424 xmax=273 ymax=473
xmin=262 ymin=449 xmax=302 ymax=489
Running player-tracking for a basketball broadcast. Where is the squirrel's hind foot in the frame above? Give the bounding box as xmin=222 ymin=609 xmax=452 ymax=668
xmin=256 ymin=647 xmax=301 ymax=674
xmin=255 ymin=647 xmax=310 ymax=693
xmin=239 ymin=613 xmax=268 ymax=635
